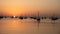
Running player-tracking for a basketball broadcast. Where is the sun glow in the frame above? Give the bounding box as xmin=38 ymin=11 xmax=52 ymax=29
xmin=14 ymin=16 xmax=16 ymax=18
xmin=0 ymin=0 xmax=59 ymax=16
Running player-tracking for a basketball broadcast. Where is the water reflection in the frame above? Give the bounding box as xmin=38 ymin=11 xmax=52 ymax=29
xmin=0 ymin=18 xmax=60 ymax=34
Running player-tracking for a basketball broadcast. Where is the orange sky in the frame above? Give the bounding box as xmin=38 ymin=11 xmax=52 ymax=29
xmin=0 ymin=0 xmax=60 ymax=16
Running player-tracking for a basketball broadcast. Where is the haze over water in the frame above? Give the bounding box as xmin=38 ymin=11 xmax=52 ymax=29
xmin=0 ymin=18 xmax=60 ymax=34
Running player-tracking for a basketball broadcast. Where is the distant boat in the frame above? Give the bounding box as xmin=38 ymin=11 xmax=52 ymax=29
xmin=36 ymin=18 xmax=40 ymax=21
xmin=36 ymin=11 xmax=40 ymax=21
xmin=41 ymin=17 xmax=46 ymax=19
xmin=30 ymin=17 xmax=34 ymax=19
xmin=24 ymin=17 xmax=28 ymax=19
xmin=4 ymin=16 xmax=7 ymax=18
xmin=0 ymin=16 xmax=3 ymax=19
xmin=30 ymin=17 xmax=33 ymax=19
xmin=33 ymin=17 xmax=36 ymax=19
xmin=19 ymin=16 xmax=23 ymax=19
xmin=4 ymin=16 xmax=8 ymax=18
xmin=50 ymin=14 xmax=59 ymax=20
xmin=30 ymin=11 xmax=40 ymax=21
xmin=10 ymin=16 xmax=14 ymax=18
xmin=51 ymin=17 xmax=58 ymax=20
xmin=30 ymin=17 xmax=36 ymax=19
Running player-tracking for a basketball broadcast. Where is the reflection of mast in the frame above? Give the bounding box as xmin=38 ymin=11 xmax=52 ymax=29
xmin=37 ymin=21 xmax=39 ymax=30
xmin=38 ymin=11 xmax=39 ymax=18
xmin=37 ymin=21 xmax=40 ymax=33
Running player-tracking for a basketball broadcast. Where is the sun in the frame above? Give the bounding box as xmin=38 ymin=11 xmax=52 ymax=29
xmin=14 ymin=16 xmax=16 ymax=18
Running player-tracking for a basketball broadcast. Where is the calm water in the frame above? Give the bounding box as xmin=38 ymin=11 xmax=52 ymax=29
xmin=0 ymin=18 xmax=60 ymax=34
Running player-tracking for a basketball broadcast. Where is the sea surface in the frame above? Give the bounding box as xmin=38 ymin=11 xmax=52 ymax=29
xmin=0 ymin=18 xmax=60 ymax=34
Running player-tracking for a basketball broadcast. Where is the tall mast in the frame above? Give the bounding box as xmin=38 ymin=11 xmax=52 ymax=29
xmin=38 ymin=11 xmax=39 ymax=18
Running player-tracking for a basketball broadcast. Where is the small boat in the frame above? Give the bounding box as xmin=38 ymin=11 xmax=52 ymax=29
xmin=36 ymin=11 xmax=40 ymax=21
xmin=50 ymin=14 xmax=59 ymax=20
xmin=0 ymin=16 xmax=3 ymax=19
xmin=37 ymin=18 xmax=40 ymax=21
xmin=51 ymin=17 xmax=58 ymax=20
xmin=24 ymin=17 xmax=28 ymax=19
xmin=19 ymin=16 xmax=23 ymax=19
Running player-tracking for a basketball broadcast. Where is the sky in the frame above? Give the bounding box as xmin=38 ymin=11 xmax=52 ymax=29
xmin=0 ymin=0 xmax=60 ymax=17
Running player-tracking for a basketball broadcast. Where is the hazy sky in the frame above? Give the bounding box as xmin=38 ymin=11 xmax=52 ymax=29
xmin=0 ymin=0 xmax=60 ymax=16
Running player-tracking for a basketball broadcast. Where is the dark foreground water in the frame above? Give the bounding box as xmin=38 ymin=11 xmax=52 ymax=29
xmin=0 ymin=18 xmax=60 ymax=34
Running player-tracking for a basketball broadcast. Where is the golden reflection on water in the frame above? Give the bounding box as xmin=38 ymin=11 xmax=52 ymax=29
xmin=0 ymin=18 xmax=60 ymax=34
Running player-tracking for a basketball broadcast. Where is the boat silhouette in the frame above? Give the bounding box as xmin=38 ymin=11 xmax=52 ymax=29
xmin=19 ymin=16 xmax=23 ymax=19
xmin=36 ymin=11 xmax=40 ymax=21
xmin=51 ymin=17 xmax=58 ymax=20
xmin=50 ymin=14 xmax=59 ymax=20
xmin=30 ymin=11 xmax=40 ymax=21
xmin=23 ymin=17 xmax=28 ymax=19
xmin=0 ymin=16 xmax=3 ymax=19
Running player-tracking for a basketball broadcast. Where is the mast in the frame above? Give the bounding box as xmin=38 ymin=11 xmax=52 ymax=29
xmin=38 ymin=11 xmax=39 ymax=18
